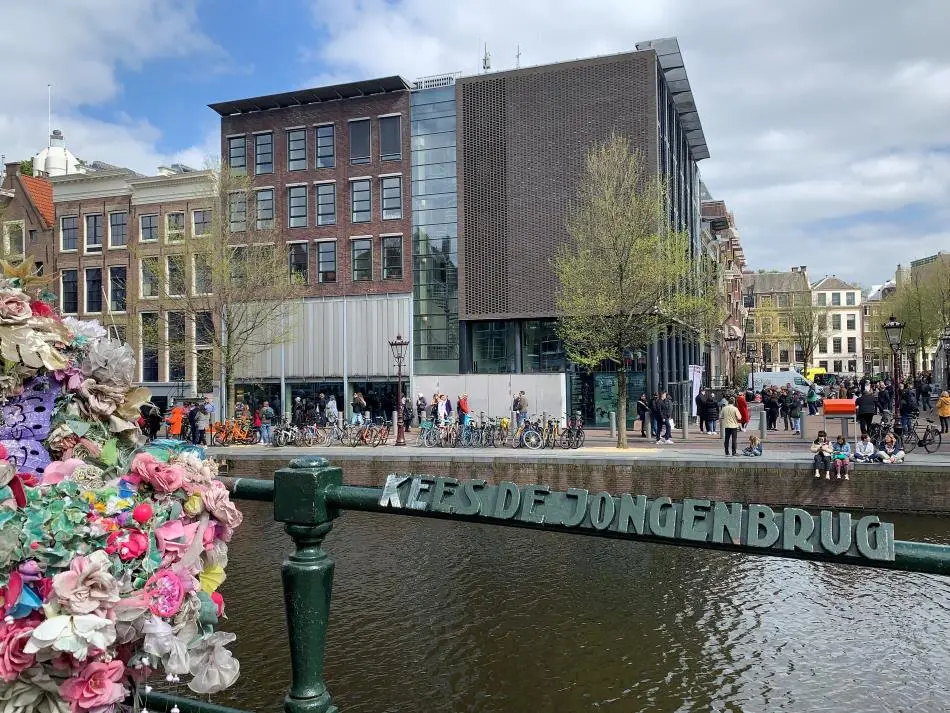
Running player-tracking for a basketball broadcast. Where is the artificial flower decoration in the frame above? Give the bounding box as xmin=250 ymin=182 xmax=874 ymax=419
xmin=0 ymin=275 xmax=242 ymax=711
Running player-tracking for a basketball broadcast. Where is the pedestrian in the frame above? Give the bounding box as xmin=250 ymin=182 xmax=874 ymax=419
xmin=764 ymin=389 xmax=780 ymax=431
xmin=780 ymin=389 xmax=791 ymax=431
xmin=789 ymin=394 xmax=802 ymax=435
xmin=259 ymin=400 xmax=275 ymax=444
xmin=937 ymin=391 xmax=950 ymax=433
xmin=656 ymin=391 xmax=673 ymax=444
xmin=317 ymin=392 xmax=327 ymax=420
xmin=457 ymin=393 xmax=471 ymax=425
xmin=234 ymin=397 xmax=248 ymax=422
xmin=695 ymin=389 xmax=706 ymax=433
xmin=146 ymin=403 xmax=162 ymax=441
xmin=701 ymin=391 xmax=720 ymax=435
xmin=513 ymin=390 xmax=528 ymax=427
xmin=649 ymin=392 xmax=662 ymax=443
xmin=351 ymin=392 xmax=367 ymax=425
xmin=807 ymin=385 xmax=819 ymax=416
xmin=811 ymin=430 xmax=833 ymax=479
xmin=720 ymin=397 xmax=742 ymax=456
xmin=401 ymin=396 xmax=414 ymax=431
xmin=737 ymin=392 xmax=750 ymax=431
xmin=326 ymin=396 xmax=339 ymax=424
xmin=166 ymin=401 xmax=184 ymax=440
xmin=416 ymin=393 xmax=428 ymax=423
xmin=195 ymin=401 xmax=211 ymax=446
xmin=900 ymin=386 xmax=918 ymax=434
xmin=293 ymin=397 xmax=305 ymax=426
xmin=922 ymin=381 xmax=933 ymax=411
xmin=855 ymin=389 xmax=877 ymax=436
xmin=636 ymin=393 xmax=649 ymax=438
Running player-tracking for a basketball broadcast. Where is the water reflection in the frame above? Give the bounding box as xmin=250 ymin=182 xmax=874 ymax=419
xmin=215 ymin=504 xmax=950 ymax=712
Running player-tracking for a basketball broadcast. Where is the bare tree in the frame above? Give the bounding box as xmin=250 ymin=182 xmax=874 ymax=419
xmin=788 ymin=299 xmax=828 ymax=370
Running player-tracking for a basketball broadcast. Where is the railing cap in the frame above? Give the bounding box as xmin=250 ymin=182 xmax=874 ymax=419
xmin=274 ymin=458 xmax=342 ymax=525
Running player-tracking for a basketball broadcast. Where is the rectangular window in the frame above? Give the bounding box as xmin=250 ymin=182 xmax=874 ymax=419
xmin=168 ymin=312 xmax=186 ymax=381
xmin=108 ymin=212 xmax=127 ymax=247
xmin=818 ymin=314 xmax=827 ymax=329
xmin=817 ymin=292 xmax=827 ymax=307
xmin=85 ymin=214 xmax=104 ymax=252
xmin=167 ymin=256 xmax=186 ymax=296
xmin=777 ymin=293 xmax=789 ymax=308
xmin=194 ymin=253 xmax=212 ymax=294
xmin=762 ymin=318 xmax=772 ymax=334
xmin=316 ymin=183 xmax=335 ymax=226
xmin=846 ymin=291 xmax=856 ymax=306
xmin=381 ymin=176 xmax=402 ymax=219
xmin=351 ymin=179 xmax=371 ymax=223
xmin=166 ymin=212 xmax=185 ymax=241
xmin=109 ymin=324 xmax=126 ymax=343
xmin=3 ymin=221 xmax=24 ymax=254
xmin=229 ymin=193 xmax=246 ymax=232
xmin=228 ymin=136 xmax=246 ymax=174
xmin=758 ymin=295 xmax=772 ymax=307
xmin=61 ymin=216 xmax=78 ymax=251
xmin=256 ymin=189 xmax=274 ymax=230
xmin=288 ymin=129 xmax=307 ymax=171
xmin=196 ymin=312 xmax=214 ymax=346
xmin=819 ymin=360 xmax=829 ymax=370
xmin=833 ymin=337 xmax=842 ymax=354
xmin=847 ymin=314 xmax=856 ymax=330
xmin=382 ymin=236 xmax=403 ymax=279
xmin=61 ymin=269 xmax=78 ymax=313
xmin=379 ymin=116 xmax=401 ymax=160
xmin=779 ymin=317 xmax=790 ymax=332
xmin=288 ymin=186 xmax=307 ymax=228
xmin=289 ymin=243 xmax=309 ymax=283
xmin=85 ymin=268 xmax=103 ymax=313
xmin=229 ymin=246 xmax=247 ymax=281
xmin=193 ymin=209 xmax=211 ymax=236
xmin=196 ymin=349 xmax=214 ymax=393
xmin=141 ymin=258 xmax=160 ymax=298
xmin=316 ymin=125 xmax=335 ymax=168
xmin=255 ymin=132 xmax=273 ymax=174
xmin=795 ymin=344 xmax=805 ymax=363
xmin=833 ymin=360 xmax=843 ymax=373
xmin=349 ymin=119 xmax=370 ymax=164
xmin=140 ymin=214 xmax=158 ymax=242
xmin=832 ymin=314 xmax=841 ymax=330
xmin=141 ymin=313 xmax=160 ymax=381
xmin=779 ymin=347 xmax=789 ymax=363
xmin=318 ymin=241 xmax=336 ymax=283
xmin=831 ymin=292 xmax=841 ymax=306
xmin=109 ymin=266 xmax=127 ymax=312
xmin=848 ymin=337 xmax=857 ymax=352
xmin=818 ymin=338 xmax=827 ymax=354
xmin=351 ymin=238 xmax=372 ymax=281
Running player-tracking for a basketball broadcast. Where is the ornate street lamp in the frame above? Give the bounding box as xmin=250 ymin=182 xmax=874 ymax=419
xmin=907 ymin=340 xmax=918 ymax=379
xmin=882 ymin=315 xmax=904 ymax=432
xmin=388 ymin=334 xmax=410 ymax=446
xmin=725 ymin=334 xmax=740 ymax=386
xmin=941 ymin=326 xmax=950 ymax=389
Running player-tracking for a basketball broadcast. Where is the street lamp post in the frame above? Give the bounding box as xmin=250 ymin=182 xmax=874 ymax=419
xmin=883 ymin=315 xmax=905 ymax=432
xmin=388 ymin=334 xmax=410 ymax=446
xmin=725 ymin=335 xmax=740 ymax=387
xmin=941 ymin=327 xmax=950 ymax=390
xmin=907 ymin=340 xmax=918 ymax=380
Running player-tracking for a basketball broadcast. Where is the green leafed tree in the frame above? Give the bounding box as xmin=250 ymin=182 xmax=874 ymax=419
xmin=555 ymin=135 xmax=710 ymax=448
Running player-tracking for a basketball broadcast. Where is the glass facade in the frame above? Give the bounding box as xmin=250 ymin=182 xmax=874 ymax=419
xmin=411 ymin=85 xmax=459 ymax=374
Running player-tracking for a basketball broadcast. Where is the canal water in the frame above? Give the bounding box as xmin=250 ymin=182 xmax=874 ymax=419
xmin=212 ymin=502 xmax=950 ymax=712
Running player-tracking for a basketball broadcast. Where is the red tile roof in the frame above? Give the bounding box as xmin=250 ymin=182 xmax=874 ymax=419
xmin=19 ymin=174 xmax=54 ymax=228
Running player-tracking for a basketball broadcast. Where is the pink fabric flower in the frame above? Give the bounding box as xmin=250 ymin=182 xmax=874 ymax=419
xmin=155 ymin=519 xmax=200 ymax=560
xmin=0 ymin=291 xmax=32 ymax=324
xmin=59 ymin=659 xmax=127 ymax=712
xmin=0 ymin=618 xmax=36 ymax=681
xmin=143 ymin=570 xmax=185 ymax=617
xmin=53 ymin=365 xmax=84 ymax=392
xmin=105 ymin=529 xmax=149 ymax=561
xmin=129 ymin=453 xmax=185 ymax=493
xmin=200 ymin=482 xmax=244 ymax=529
xmin=40 ymin=457 xmax=86 ymax=485
xmin=52 ymin=550 xmax=121 ymax=616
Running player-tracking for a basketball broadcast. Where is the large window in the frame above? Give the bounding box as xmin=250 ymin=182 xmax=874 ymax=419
xmin=140 ymin=214 xmax=158 ymax=242
xmin=287 ymin=129 xmax=307 ymax=171
xmin=255 ymin=132 xmax=273 ymax=174
xmin=85 ymin=268 xmax=103 ymax=313
xmin=832 ymin=337 xmax=842 ymax=354
xmin=141 ymin=258 xmax=160 ymax=298
xmin=168 ymin=312 xmax=186 ymax=381
xmin=289 ymin=243 xmax=309 ymax=283
xmin=831 ymin=292 xmax=841 ymax=306
xmin=351 ymin=238 xmax=372 ymax=281
xmin=196 ymin=312 xmax=214 ymax=393
xmin=846 ymin=292 xmax=856 ymax=306
xmin=351 ymin=180 xmax=371 ymax=223
xmin=349 ymin=119 xmax=370 ymax=164
xmin=379 ymin=115 xmax=401 ymax=160
xmin=318 ymin=241 xmax=336 ymax=283
xmin=288 ymin=186 xmax=308 ymax=228
xmin=832 ymin=314 xmax=841 ymax=330
xmin=109 ymin=266 xmax=127 ymax=312
xmin=777 ymin=293 xmax=789 ymax=308
xmin=228 ymin=136 xmax=246 ymax=174
xmin=818 ymin=338 xmax=827 ymax=354
xmin=382 ymin=236 xmax=402 ymax=280
xmin=61 ymin=216 xmax=78 ymax=251
xmin=847 ymin=314 xmax=856 ymax=330
xmin=167 ymin=256 xmax=186 ymax=296
xmin=194 ymin=253 xmax=212 ymax=294
xmin=522 ymin=320 xmax=564 ymax=372
xmin=109 ymin=212 xmax=127 ymax=247
xmin=229 ymin=246 xmax=248 ymax=281
xmin=256 ymin=189 xmax=274 ymax=230
xmin=847 ymin=337 xmax=857 ymax=352
xmin=166 ymin=212 xmax=185 ymax=241
xmin=229 ymin=193 xmax=246 ymax=232
xmin=817 ymin=292 xmax=827 ymax=307
xmin=193 ymin=209 xmax=211 ymax=236
xmin=85 ymin=214 xmax=103 ymax=252
xmin=3 ymin=221 xmax=24 ymax=255
xmin=316 ymin=124 xmax=335 ymax=168
xmin=381 ymin=176 xmax=402 ymax=219
xmin=141 ymin=313 xmax=160 ymax=381
xmin=316 ymin=183 xmax=335 ymax=226
xmin=61 ymin=269 xmax=78 ymax=313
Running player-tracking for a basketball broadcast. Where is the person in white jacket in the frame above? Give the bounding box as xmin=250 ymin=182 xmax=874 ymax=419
xmin=854 ymin=433 xmax=876 ymax=462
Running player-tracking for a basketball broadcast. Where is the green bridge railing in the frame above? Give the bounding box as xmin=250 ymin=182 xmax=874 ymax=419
xmin=141 ymin=456 xmax=950 ymax=713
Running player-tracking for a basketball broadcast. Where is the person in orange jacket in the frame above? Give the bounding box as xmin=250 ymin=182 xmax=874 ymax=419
xmin=166 ymin=402 xmax=185 ymax=439
xmin=737 ymin=392 xmax=750 ymax=430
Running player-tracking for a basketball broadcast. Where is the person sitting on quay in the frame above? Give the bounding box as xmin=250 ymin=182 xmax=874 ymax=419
xmin=877 ymin=433 xmax=906 ymax=464
xmin=742 ymin=434 xmax=763 ymax=457
xmin=832 ymin=434 xmax=852 ymax=480
xmin=811 ymin=430 xmax=833 ymax=479
xmin=854 ymin=433 xmax=877 ymax=463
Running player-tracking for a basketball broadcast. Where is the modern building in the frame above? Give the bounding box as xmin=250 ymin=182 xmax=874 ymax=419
xmin=812 ymin=276 xmax=863 ymax=375
xmin=209 ymin=77 xmax=414 ymax=415
xmin=742 ymin=268 xmax=811 ymax=373
xmin=1 ymin=161 xmax=54 ymax=269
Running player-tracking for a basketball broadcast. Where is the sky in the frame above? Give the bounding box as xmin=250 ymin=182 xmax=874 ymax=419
xmin=1 ymin=0 xmax=947 ymax=286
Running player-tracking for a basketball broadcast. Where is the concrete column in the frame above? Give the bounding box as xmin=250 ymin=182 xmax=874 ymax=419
xmin=648 ymin=342 xmax=659 ymax=394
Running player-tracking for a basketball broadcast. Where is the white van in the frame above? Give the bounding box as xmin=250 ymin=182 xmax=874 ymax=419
xmin=747 ymin=370 xmax=817 ymax=397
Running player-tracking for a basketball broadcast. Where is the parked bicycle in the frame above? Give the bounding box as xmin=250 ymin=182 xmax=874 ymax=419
xmin=902 ymin=416 xmax=942 ymax=454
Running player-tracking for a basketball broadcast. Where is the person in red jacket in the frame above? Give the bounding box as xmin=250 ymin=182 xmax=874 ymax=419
xmin=737 ymin=392 xmax=750 ymax=430
xmin=457 ymin=393 xmax=471 ymax=425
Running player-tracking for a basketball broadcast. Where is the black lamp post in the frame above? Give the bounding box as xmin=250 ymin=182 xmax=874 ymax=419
xmin=906 ymin=340 xmax=918 ymax=379
xmin=941 ymin=327 xmax=950 ymax=389
xmin=883 ymin=315 xmax=904 ymax=427
xmin=388 ymin=334 xmax=410 ymax=446
xmin=725 ymin=335 xmax=740 ymax=386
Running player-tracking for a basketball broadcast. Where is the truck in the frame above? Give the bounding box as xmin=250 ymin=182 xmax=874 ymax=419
xmin=747 ymin=370 xmax=819 ymax=398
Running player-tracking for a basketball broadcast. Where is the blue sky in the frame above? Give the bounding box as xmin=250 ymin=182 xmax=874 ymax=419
xmin=1 ymin=1 xmax=948 ymax=285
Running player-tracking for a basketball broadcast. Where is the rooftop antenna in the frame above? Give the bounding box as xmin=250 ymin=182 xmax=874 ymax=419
xmin=482 ymin=43 xmax=491 ymax=73
xmin=48 ymin=84 xmax=52 ymax=145
xmin=516 ymin=44 xmax=521 ymax=68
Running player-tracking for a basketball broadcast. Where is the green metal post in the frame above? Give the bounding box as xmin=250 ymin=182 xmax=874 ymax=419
xmin=274 ymin=456 xmax=342 ymax=713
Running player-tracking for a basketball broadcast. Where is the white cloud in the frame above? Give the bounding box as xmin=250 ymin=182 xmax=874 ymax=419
xmin=302 ymin=0 xmax=950 ymax=283
xmin=0 ymin=0 xmax=219 ymax=175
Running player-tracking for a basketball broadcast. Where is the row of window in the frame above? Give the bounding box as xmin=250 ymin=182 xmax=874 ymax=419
xmin=60 ymin=210 xmax=211 ymax=252
xmin=61 ymin=266 xmax=128 ymax=314
xmin=747 ymin=343 xmax=805 ymax=364
xmin=754 ymin=293 xmax=807 ymax=308
xmin=141 ymin=312 xmax=214 ymax=383
xmin=817 ymin=360 xmax=860 ymax=374
xmin=289 ymin=236 xmax=404 ymax=285
xmin=228 ymin=116 xmax=402 ymax=176
xmin=227 ymin=177 xmax=402 ymax=232
xmin=819 ymin=313 xmax=859 ymax=331
xmin=818 ymin=336 xmax=859 ymax=355
xmin=817 ymin=291 xmax=858 ymax=307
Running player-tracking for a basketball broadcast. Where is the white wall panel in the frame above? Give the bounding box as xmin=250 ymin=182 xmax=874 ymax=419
xmin=412 ymin=373 xmax=566 ymax=421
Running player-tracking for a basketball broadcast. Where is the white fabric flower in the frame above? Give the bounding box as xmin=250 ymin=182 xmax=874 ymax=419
xmin=142 ymin=617 xmax=191 ymax=675
xmin=187 ymin=631 xmax=240 ymax=694
xmin=80 ymin=338 xmax=135 ymax=387
xmin=62 ymin=317 xmax=107 ymax=342
xmin=24 ymin=614 xmax=116 ymax=661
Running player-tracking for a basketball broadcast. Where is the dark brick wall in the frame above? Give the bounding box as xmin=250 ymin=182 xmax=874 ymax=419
xmin=457 ymin=51 xmax=659 ymax=321
xmin=0 ymin=168 xmax=55 ymax=270
xmin=218 ymin=90 xmax=413 ymax=298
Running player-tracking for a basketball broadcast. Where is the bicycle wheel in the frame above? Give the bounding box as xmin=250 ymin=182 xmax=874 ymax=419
xmin=903 ymin=430 xmax=918 ymax=454
xmin=522 ymin=429 xmax=542 ymax=450
xmin=559 ymin=431 xmax=572 ymax=449
xmin=212 ymin=430 xmax=226 ymax=447
xmin=573 ymin=429 xmax=585 ymax=449
xmin=924 ymin=426 xmax=942 ymax=453
xmin=460 ymin=429 xmax=474 ymax=447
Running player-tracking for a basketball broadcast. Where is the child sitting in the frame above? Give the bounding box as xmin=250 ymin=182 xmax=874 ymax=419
xmin=811 ymin=430 xmax=833 ymax=479
xmin=854 ymin=433 xmax=876 ymax=462
xmin=742 ymin=434 xmax=763 ymax=457
xmin=832 ymin=435 xmax=852 ymax=480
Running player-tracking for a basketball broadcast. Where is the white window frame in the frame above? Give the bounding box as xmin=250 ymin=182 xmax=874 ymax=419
xmin=84 ymin=213 xmax=105 ymax=254
xmin=139 ymin=257 xmax=160 ymax=300
xmin=59 ymin=215 xmax=79 ymax=252
xmin=192 ymin=208 xmax=212 ymax=238
xmin=60 ymin=268 xmax=79 ymax=314
xmin=107 ymin=265 xmax=128 ymax=314
xmin=83 ymin=266 xmax=104 ymax=314
xmin=165 ymin=212 xmax=186 ymax=243
xmin=166 ymin=255 xmax=185 ymax=297
xmin=139 ymin=214 xmax=159 ymax=243
xmin=2 ymin=220 xmax=25 ymax=255
xmin=107 ymin=211 xmax=128 ymax=249
xmin=192 ymin=253 xmax=213 ymax=296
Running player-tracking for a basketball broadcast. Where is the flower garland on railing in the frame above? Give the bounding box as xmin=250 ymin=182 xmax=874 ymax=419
xmin=0 ymin=261 xmax=242 ymax=712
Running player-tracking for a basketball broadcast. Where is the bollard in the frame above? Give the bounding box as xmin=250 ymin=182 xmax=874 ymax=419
xmin=510 ymin=411 xmax=518 ymax=435
xmin=274 ymin=456 xmax=341 ymax=713
xmin=609 ymin=411 xmax=617 ymax=439
xmin=800 ymin=413 xmax=808 ymax=441
xmin=680 ymin=407 xmax=689 ymax=441
xmin=759 ymin=411 xmax=767 ymax=441
xmin=391 ymin=410 xmax=398 ymax=431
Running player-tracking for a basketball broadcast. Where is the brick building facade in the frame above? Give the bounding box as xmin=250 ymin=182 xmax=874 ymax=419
xmin=1 ymin=162 xmax=55 ymax=271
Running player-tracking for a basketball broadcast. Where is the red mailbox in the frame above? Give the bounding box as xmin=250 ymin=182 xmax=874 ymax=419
xmin=823 ymin=399 xmax=856 ymax=416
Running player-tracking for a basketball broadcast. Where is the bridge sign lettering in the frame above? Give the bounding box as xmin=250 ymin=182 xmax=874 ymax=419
xmin=378 ymin=475 xmax=895 ymax=562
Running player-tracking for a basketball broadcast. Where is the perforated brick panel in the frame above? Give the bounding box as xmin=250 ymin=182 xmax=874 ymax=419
xmin=458 ymin=51 xmax=658 ymax=321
